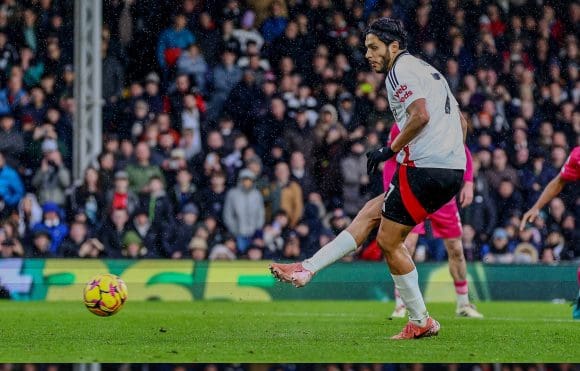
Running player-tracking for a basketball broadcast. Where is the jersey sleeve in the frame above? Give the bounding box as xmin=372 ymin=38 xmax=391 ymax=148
xmin=560 ymin=147 xmax=580 ymax=182
xmin=387 ymin=63 xmax=426 ymax=112
xmin=463 ymin=145 xmax=473 ymax=182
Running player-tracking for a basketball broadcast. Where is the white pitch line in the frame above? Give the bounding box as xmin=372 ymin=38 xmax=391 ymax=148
xmin=219 ymin=311 xmax=580 ymax=323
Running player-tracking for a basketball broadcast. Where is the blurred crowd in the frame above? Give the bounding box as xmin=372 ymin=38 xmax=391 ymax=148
xmin=0 ymin=0 xmax=578 ymax=263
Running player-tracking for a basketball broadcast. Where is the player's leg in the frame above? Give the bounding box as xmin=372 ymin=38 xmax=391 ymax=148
xmin=269 ymin=193 xmax=383 ymax=286
xmin=384 ymin=165 xmax=464 ymax=339
xmin=391 ymin=230 xmax=419 ymax=318
xmin=444 ymin=237 xmax=482 ymax=318
xmin=431 ymin=201 xmax=483 ymax=318
xmin=376 ymin=217 xmax=439 ymax=339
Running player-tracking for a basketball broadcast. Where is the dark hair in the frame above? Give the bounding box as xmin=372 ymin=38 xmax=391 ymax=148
xmin=365 ymin=17 xmax=408 ymax=50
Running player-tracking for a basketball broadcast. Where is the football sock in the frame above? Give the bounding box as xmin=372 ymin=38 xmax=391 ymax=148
xmin=394 ymin=287 xmax=405 ymax=307
xmin=302 ymin=231 xmax=357 ymax=273
xmin=392 ymin=269 xmax=428 ymax=326
xmin=454 ymin=280 xmax=469 ymax=307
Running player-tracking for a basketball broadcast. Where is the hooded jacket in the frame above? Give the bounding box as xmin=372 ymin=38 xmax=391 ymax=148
xmin=223 ymin=170 xmax=265 ymax=237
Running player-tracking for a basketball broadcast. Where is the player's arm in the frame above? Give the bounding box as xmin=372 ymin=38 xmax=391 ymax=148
xmin=459 ymin=109 xmax=468 ymax=143
xmin=366 ymin=99 xmax=429 ymax=175
xmin=459 ymin=145 xmax=474 ymax=208
xmin=519 ymin=174 xmax=568 ymax=231
xmin=389 ymin=99 xmax=429 ymax=152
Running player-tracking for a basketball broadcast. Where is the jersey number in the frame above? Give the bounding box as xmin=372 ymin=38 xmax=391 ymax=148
xmin=432 ymin=73 xmax=451 ymax=114
xmin=382 ymin=183 xmax=395 ymax=214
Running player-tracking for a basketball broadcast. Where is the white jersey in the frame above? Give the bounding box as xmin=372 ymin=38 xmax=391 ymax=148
xmin=385 ymin=52 xmax=466 ymax=170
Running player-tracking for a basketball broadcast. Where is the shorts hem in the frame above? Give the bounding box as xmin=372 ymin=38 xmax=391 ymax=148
xmin=381 ymin=211 xmax=416 ymax=227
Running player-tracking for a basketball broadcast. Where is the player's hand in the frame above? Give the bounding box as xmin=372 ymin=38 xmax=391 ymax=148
xmin=519 ymin=207 xmax=539 ymax=231
xmin=366 ymin=147 xmax=395 ymax=176
xmin=459 ymin=181 xmax=474 ymax=208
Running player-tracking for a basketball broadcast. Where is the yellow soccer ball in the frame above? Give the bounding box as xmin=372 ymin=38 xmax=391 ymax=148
xmin=83 ymin=273 xmax=128 ymax=316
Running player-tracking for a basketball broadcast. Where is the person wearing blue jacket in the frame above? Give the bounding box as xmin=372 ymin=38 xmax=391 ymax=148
xmin=157 ymin=14 xmax=195 ymax=69
xmin=260 ymin=1 xmax=287 ymax=43
xmin=32 ymin=202 xmax=69 ymax=255
xmin=0 ymin=151 xmax=24 ymax=210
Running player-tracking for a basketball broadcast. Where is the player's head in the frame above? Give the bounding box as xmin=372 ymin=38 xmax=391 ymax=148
xmin=364 ymin=17 xmax=407 ymax=73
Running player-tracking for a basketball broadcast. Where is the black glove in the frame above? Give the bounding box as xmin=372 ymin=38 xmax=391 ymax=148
xmin=366 ymin=146 xmax=396 ymax=175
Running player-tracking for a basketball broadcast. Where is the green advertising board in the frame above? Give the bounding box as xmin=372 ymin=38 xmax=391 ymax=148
xmin=0 ymin=259 xmax=577 ymax=302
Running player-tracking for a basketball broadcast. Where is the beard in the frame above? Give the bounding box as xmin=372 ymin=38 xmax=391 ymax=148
xmin=377 ymin=55 xmax=390 ymax=74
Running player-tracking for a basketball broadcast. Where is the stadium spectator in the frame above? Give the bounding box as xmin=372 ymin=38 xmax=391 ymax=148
xmin=340 ymin=140 xmax=369 ymax=217
xmin=179 ymin=92 xmax=203 ymax=156
xmin=126 ymin=142 xmax=165 ymax=195
xmin=98 ymin=207 xmax=131 ymax=256
xmin=221 ymin=19 xmax=241 ymax=56
xmin=260 ymin=1 xmax=288 ymax=44
xmin=188 ymin=236 xmax=208 ymax=261
xmin=481 ymin=228 xmax=516 ymax=264
xmin=31 ymin=139 xmax=71 ymax=206
xmin=176 ymin=43 xmax=209 ymax=94
xmin=195 ymin=12 xmax=221 ymax=66
xmin=0 ymin=150 xmax=24 ymax=213
xmin=170 ymin=168 xmax=197 ymax=212
xmin=58 ymin=220 xmax=90 ymax=258
xmin=266 ymin=162 xmax=303 ymax=228
xmin=171 ymin=202 xmax=200 ymax=258
xmin=486 ymin=148 xmax=519 ymax=190
xmin=494 ymin=178 xmax=524 ymax=227
xmin=27 ymin=230 xmax=55 ymax=258
xmin=31 ymin=202 xmax=68 ymax=255
xmin=192 ymin=170 xmax=227 ymax=223
xmin=289 ymin=151 xmax=316 ymax=199
xmin=140 ymin=175 xmax=174 ymax=232
xmin=232 ymin=10 xmax=264 ymax=54
xmin=121 ymin=230 xmax=148 ymax=259
xmin=157 ymin=14 xmax=195 ymax=71
xmin=0 ymin=71 xmax=27 ymax=116
xmin=207 ymin=48 xmax=242 ymax=121
xmin=209 ymin=243 xmax=236 ymax=260
xmin=223 ymin=168 xmax=265 ymax=253
xmin=106 ymin=171 xmax=139 ymax=217
xmin=67 ymin=166 xmax=104 ymax=228
xmin=16 ymin=193 xmax=42 ymax=240
xmin=283 ymin=107 xmax=315 ymax=161
xmin=0 ymin=114 xmax=25 ymax=168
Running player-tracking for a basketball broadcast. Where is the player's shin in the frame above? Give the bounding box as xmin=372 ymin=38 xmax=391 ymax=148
xmin=454 ymin=280 xmax=469 ymax=307
xmin=302 ymin=231 xmax=357 ymax=273
xmin=391 ymin=268 xmax=429 ymax=327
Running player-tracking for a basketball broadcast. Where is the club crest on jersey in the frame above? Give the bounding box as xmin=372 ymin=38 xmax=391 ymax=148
xmin=394 ymin=84 xmax=413 ymax=103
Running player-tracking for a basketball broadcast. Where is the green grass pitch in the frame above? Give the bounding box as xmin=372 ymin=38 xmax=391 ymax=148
xmin=1 ymin=301 xmax=579 ymax=363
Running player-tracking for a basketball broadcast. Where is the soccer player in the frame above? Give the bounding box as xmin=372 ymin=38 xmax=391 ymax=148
xmin=383 ymin=123 xmax=483 ymax=319
xmin=520 ymin=146 xmax=580 ymax=319
xmin=270 ymin=18 xmax=468 ymax=339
